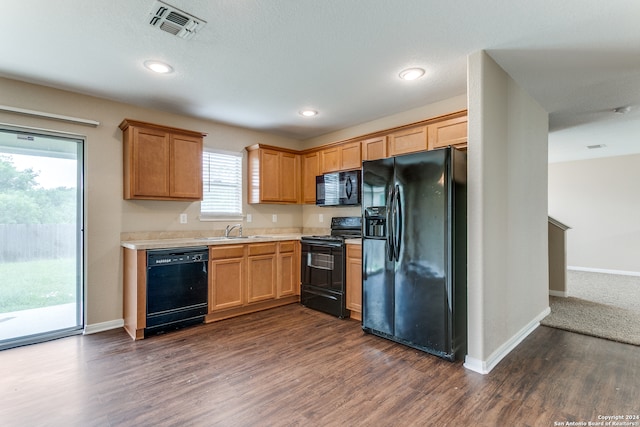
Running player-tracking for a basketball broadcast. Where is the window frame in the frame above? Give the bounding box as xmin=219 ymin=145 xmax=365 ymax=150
xmin=200 ymin=148 xmax=244 ymax=221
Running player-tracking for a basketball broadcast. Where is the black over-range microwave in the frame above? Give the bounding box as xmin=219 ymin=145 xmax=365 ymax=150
xmin=316 ymin=170 xmax=361 ymax=206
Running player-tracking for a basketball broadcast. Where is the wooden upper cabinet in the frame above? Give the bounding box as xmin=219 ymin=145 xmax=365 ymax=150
xmin=321 ymin=141 xmax=362 ymax=173
xmin=279 ymin=151 xmax=299 ymax=203
xmin=320 ymin=146 xmax=340 ymax=173
xmin=428 ymin=115 xmax=468 ymax=150
xmin=302 ymin=151 xmax=320 ymax=204
xmin=361 ymin=135 xmax=387 ymax=161
xmin=339 ymin=141 xmax=361 ymax=170
xmin=170 ymin=133 xmax=205 ymax=199
xmin=246 ymin=144 xmax=300 ymax=204
xmin=120 ymin=119 xmax=205 ymax=201
xmin=388 ymin=125 xmax=428 ymax=156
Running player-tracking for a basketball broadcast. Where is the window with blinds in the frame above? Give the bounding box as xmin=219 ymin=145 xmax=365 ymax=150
xmin=201 ymin=149 xmax=243 ymax=219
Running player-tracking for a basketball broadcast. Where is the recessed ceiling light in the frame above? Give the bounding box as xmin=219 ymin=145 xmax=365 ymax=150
xmin=613 ymin=106 xmax=631 ymax=114
xmin=299 ymin=110 xmax=318 ymax=117
xmin=399 ymin=67 xmax=425 ymax=81
xmin=144 ymin=60 xmax=174 ymax=74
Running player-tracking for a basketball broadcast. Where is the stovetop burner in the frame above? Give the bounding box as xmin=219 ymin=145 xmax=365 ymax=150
xmin=301 ymin=216 xmax=362 ymax=243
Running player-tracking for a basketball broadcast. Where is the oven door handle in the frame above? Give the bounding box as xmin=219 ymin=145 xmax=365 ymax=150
xmin=306 ymin=252 xmax=335 ymax=270
xmin=302 ymin=288 xmax=339 ymax=300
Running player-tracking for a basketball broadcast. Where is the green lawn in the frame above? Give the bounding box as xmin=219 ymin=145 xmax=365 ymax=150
xmin=0 ymin=258 xmax=77 ymax=313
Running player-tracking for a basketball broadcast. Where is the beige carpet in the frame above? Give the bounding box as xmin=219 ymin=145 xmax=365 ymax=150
xmin=541 ymin=270 xmax=640 ymax=346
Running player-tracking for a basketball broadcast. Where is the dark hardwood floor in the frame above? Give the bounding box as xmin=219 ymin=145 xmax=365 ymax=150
xmin=1 ymin=304 xmax=638 ymax=427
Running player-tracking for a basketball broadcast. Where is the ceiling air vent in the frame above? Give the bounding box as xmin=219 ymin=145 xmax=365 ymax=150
xmin=148 ymin=1 xmax=206 ymax=40
xmin=587 ymin=144 xmax=606 ymax=149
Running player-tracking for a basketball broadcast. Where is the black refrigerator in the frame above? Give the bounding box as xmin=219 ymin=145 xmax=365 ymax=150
xmin=361 ymin=147 xmax=467 ymax=361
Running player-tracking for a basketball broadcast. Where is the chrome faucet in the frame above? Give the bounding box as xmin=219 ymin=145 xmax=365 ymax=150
xmin=225 ymin=224 xmax=243 ymax=238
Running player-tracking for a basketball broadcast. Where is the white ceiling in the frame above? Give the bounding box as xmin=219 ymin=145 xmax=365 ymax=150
xmin=0 ymin=1 xmax=638 ymax=162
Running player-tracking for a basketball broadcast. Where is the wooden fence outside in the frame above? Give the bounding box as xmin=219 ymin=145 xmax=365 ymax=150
xmin=0 ymin=224 xmax=77 ymax=262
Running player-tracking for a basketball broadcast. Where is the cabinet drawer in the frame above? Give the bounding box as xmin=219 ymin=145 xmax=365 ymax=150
xmin=248 ymin=242 xmax=277 ymax=256
xmin=210 ymin=245 xmax=245 ymax=260
xmin=279 ymin=241 xmax=296 ymax=253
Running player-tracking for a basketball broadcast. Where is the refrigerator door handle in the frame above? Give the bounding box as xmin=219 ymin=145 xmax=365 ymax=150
xmin=394 ymin=184 xmax=402 ymax=261
xmin=387 ymin=185 xmax=395 ymax=262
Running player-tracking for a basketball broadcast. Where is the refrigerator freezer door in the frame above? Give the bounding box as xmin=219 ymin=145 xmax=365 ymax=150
xmin=362 ymin=157 xmax=395 ymax=336
xmin=393 ymin=150 xmax=452 ymax=355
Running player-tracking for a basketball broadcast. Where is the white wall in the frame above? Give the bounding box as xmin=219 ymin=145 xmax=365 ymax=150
xmin=0 ymin=77 xmax=303 ymax=327
xmin=466 ymin=51 xmax=550 ymax=374
xmin=549 ymin=154 xmax=640 ymax=274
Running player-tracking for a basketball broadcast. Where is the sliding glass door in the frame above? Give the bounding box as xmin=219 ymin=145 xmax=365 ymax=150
xmin=0 ymin=126 xmax=83 ymax=350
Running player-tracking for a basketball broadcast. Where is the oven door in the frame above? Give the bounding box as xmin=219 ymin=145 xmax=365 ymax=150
xmin=300 ymin=240 xmax=348 ymax=318
xmin=301 ymin=241 xmax=344 ymax=292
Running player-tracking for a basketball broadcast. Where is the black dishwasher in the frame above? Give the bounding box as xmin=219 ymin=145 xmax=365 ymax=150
xmin=146 ymin=247 xmax=208 ymax=337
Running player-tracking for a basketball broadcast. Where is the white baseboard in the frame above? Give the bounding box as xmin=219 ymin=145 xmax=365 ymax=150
xmin=463 ymin=306 xmax=551 ymax=375
xmin=84 ymin=319 xmax=124 ymax=335
xmin=568 ymin=266 xmax=640 ymax=277
xmin=548 ymin=290 xmax=567 ymax=297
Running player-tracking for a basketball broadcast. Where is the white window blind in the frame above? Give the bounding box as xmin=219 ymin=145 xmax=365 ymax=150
xmin=201 ymin=149 xmax=243 ymax=219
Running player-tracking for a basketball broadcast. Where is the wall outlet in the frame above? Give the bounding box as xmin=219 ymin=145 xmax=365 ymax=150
xmin=272 ymin=214 xmax=277 ymax=223
xmin=319 ymin=214 xmax=324 ymax=223
xmin=179 ymin=213 xmax=187 ymax=224
xmin=246 ymin=214 xmax=252 ymax=223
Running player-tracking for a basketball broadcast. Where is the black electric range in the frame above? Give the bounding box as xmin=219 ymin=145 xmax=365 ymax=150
xmin=300 ymin=217 xmax=362 ymax=318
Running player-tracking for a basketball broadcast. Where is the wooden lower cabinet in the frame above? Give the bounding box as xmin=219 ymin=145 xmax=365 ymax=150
xmin=209 ymin=245 xmax=245 ymax=311
xmin=206 ymin=241 xmax=300 ymax=322
xmin=278 ymin=241 xmax=299 ymax=297
xmin=346 ymin=244 xmax=362 ymax=321
xmin=247 ymin=243 xmax=277 ymax=303
xmin=123 ymin=247 xmax=147 ymax=340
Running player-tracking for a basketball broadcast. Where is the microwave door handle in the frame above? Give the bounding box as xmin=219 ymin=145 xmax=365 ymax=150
xmin=345 ymin=176 xmax=352 ymax=200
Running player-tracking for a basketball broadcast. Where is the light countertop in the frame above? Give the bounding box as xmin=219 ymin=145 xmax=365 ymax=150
xmin=122 ymin=234 xmax=303 ymax=250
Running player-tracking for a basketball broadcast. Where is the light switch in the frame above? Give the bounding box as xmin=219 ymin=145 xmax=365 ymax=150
xmin=246 ymin=214 xmax=252 ymax=223
xmin=272 ymin=214 xmax=277 ymax=223
xmin=179 ymin=213 xmax=187 ymax=224
xmin=319 ymin=214 xmax=324 ymax=223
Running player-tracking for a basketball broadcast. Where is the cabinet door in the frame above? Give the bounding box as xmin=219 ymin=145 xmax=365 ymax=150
xmin=340 ymin=141 xmax=361 ymax=170
xmin=302 ymin=151 xmax=320 ymax=204
xmin=279 ymin=152 xmax=299 ymax=203
xmin=428 ymin=116 xmax=468 ymax=150
xmin=361 ymin=136 xmax=387 ymax=161
xmin=247 ymin=243 xmax=277 ymax=303
xmin=210 ymin=258 xmax=245 ymax=311
xmin=131 ymin=127 xmax=170 ymax=197
xmin=388 ymin=125 xmax=428 ymax=156
xmin=321 ymin=146 xmax=340 ymax=173
xmin=170 ymin=134 xmax=203 ymax=199
xmin=209 ymin=245 xmax=246 ymax=312
xmin=346 ymin=244 xmax=362 ymax=318
xmin=260 ymin=149 xmax=281 ymax=202
xmin=277 ymin=241 xmax=299 ymax=298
